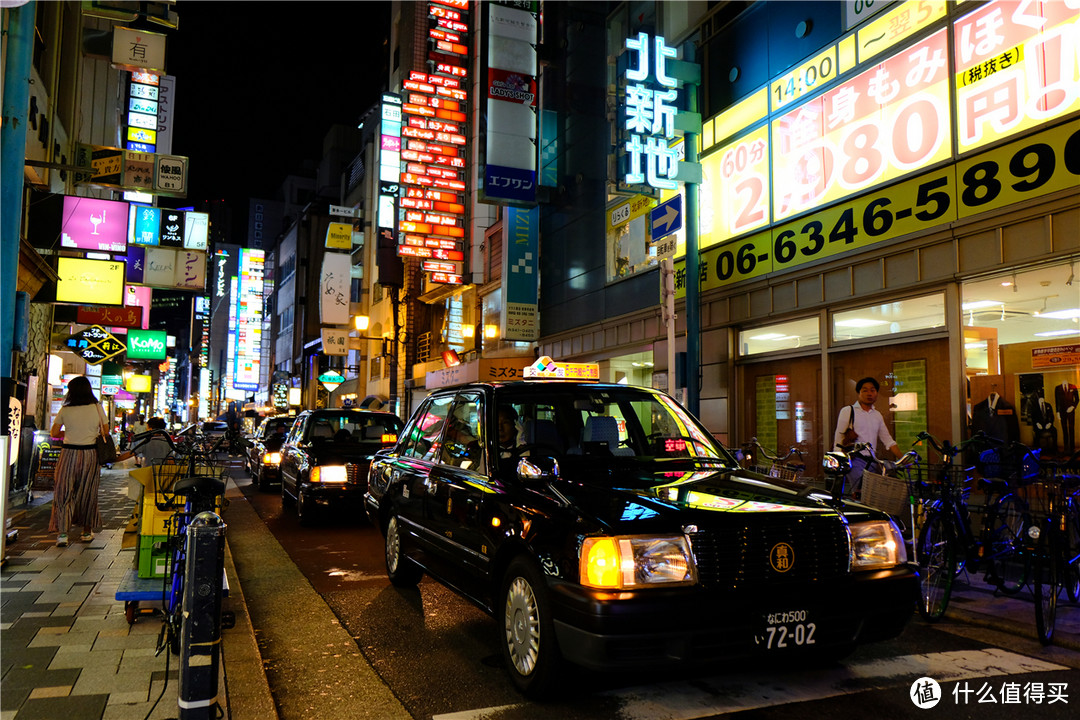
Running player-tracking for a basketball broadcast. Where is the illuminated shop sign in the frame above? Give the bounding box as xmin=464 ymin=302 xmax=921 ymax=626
xmin=679 ymin=117 xmax=1080 ymax=297
xmin=481 ymin=0 xmax=539 ymax=205
xmin=855 ymin=0 xmax=948 ymax=63
xmin=701 ymin=125 xmax=771 ymax=244
xmin=56 ymin=257 xmax=125 ymax=305
xmin=771 ymin=28 xmax=950 ymax=223
xmin=60 ymin=196 xmax=129 ymax=253
xmin=501 ymin=207 xmax=540 ymax=341
xmin=953 ymin=0 xmax=1080 ymax=153
xmin=233 ymin=248 xmax=263 ymax=392
xmin=128 ymin=205 xmax=209 ymax=250
xmin=126 ymin=71 xmax=159 ymax=152
xmin=127 ymin=329 xmax=167 ymax=360
xmin=397 ymin=1 xmax=470 ymax=286
xmin=621 ymin=32 xmax=681 ymax=191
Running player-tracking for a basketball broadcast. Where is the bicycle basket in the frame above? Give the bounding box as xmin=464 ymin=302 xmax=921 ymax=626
xmin=769 ymin=461 xmax=804 ymax=481
xmin=860 ymin=470 xmax=910 ymax=517
xmin=977 ymin=446 xmax=1040 ymax=483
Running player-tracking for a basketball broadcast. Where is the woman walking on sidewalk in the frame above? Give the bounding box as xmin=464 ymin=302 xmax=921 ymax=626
xmin=48 ymin=376 xmax=108 ymax=547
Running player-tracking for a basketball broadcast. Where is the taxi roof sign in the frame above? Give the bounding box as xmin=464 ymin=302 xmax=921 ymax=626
xmin=523 ymin=356 xmax=599 ymax=381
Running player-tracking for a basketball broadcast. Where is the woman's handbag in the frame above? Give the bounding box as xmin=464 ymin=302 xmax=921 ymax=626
xmin=96 ymin=431 xmax=118 ymax=465
xmin=839 ymin=404 xmax=859 ymax=451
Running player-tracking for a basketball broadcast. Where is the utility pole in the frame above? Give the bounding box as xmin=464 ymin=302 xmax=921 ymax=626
xmin=660 ymin=258 xmax=677 ymax=396
xmin=0 ymin=1 xmax=35 ymax=565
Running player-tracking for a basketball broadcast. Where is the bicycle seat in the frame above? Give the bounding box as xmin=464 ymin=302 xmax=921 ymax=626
xmin=173 ymin=474 xmax=225 ymax=497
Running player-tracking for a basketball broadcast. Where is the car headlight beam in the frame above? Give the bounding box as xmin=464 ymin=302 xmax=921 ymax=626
xmin=580 ymin=535 xmax=697 ymax=589
xmin=849 ymin=520 xmax=908 ymax=570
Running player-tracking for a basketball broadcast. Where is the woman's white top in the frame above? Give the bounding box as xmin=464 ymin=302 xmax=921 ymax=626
xmin=56 ymin=404 xmax=105 ymax=445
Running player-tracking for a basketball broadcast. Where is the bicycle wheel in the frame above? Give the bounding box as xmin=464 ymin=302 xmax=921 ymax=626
xmin=1032 ymin=529 xmax=1059 ymax=646
xmin=1063 ymin=498 xmax=1080 ymax=603
xmin=917 ymin=511 xmax=956 ymax=621
xmin=986 ymin=494 xmax=1029 ymax=595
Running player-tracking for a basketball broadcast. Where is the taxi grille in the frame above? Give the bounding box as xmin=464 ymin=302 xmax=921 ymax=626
xmin=688 ymin=515 xmax=849 ymax=589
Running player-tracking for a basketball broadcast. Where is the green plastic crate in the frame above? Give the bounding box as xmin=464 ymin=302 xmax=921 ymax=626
xmin=137 ymin=534 xmax=169 ymax=579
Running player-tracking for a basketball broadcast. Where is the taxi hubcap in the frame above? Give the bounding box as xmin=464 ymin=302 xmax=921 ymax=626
xmin=505 ymin=576 xmax=538 ymax=675
xmin=387 ymin=518 xmax=401 ymax=571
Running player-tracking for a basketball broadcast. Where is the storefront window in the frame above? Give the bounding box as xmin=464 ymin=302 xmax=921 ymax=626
xmin=962 ymin=262 xmax=1080 ymax=456
xmin=739 ymin=317 xmax=818 ymax=356
xmin=832 ymin=293 xmax=945 ymax=342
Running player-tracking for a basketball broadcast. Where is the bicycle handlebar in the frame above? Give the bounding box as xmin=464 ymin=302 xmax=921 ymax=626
xmin=744 ymin=437 xmax=806 ymax=466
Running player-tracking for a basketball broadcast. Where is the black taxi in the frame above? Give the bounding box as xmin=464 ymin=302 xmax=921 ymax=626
xmin=365 ymin=358 xmax=918 ymax=697
xmin=281 ymin=408 xmax=402 ymax=524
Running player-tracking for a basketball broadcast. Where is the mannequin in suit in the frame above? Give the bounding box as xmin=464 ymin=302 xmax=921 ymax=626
xmin=970 ymin=391 xmax=1020 ymax=443
xmin=1055 ymin=382 xmax=1078 ymax=454
xmin=1028 ymin=392 xmax=1057 ymax=452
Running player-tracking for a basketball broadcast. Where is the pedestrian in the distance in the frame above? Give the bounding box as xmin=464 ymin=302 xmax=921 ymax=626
xmin=48 ymin=375 xmax=108 ymax=547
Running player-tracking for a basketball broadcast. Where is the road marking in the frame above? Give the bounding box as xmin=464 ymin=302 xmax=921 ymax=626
xmin=433 ymin=649 xmax=1067 ymax=720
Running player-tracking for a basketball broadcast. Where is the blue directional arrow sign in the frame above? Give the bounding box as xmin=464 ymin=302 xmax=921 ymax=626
xmin=650 ymin=195 xmax=682 ymax=240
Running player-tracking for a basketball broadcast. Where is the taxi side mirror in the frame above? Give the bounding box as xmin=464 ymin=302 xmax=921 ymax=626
xmin=517 ymin=456 xmax=560 ymax=485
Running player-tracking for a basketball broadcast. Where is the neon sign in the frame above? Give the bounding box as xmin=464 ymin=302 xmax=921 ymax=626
xmin=621 ymin=32 xmax=681 ymax=190
xmin=397 ymin=5 xmax=469 ymax=286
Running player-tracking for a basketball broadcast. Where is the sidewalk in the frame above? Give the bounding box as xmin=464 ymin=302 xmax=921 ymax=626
xmin=1 ymin=460 xmax=274 ymax=720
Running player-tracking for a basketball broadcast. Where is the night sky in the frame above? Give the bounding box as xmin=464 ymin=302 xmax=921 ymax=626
xmin=168 ymin=1 xmax=392 ymax=205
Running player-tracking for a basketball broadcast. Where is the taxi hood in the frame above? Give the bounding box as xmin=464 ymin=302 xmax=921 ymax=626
xmin=545 ymin=462 xmax=854 ymax=531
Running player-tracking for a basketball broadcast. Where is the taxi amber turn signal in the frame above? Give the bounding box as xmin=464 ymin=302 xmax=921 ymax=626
xmin=580 ymin=535 xmax=697 ymax=589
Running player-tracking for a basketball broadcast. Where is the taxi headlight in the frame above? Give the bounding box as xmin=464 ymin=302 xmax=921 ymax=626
xmin=310 ymin=465 xmax=347 ymax=483
xmin=849 ymin=520 xmax=908 ymax=570
xmin=579 ymin=535 xmax=697 ymax=589
xmin=263 ymin=452 xmax=281 ymax=465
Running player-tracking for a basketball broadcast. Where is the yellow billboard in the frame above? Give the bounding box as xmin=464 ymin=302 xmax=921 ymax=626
xmin=56 ymin=257 xmax=125 ymax=305
xmin=772 ymin=28 xmax=952 ymax=223
xmin=954 ymin=0 xmax=1080 ymax=153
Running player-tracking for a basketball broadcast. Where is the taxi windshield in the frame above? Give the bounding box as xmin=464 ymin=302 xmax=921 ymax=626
xmin=497 ymin=387 xmax=734 ymax=464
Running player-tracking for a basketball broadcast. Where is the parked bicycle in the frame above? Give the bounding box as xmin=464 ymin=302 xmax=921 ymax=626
xmin=1024 ymin=451 xmax=1080 ymax=645
xmin=912 ymin=431 xmax=1033 ymax=621
xmin=131 ymin=428 xmax=230 ymax=654
xmin=738 ymin=437 xmax=806 ymax=482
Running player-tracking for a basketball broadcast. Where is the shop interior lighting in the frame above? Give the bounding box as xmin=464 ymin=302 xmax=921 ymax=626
xmin=961 ymin=300 xmax=1002 ymax=310
xmin=834 ymin=318 xmax=889 ymax=328
xmin=1036 ymin=308 xmax=1080 ymax=320
xmin=749 ymin=333 xmax=786 ymax=340
xmin=462 ymin=325 xmax=475 ymax=338
xmin=484 ymin=324 xmax=498 ymax=339
xmin=1034 ymin=329 xmax=1080 ymax=337
xmin=964 ymin=341 xmax=988 ymax=350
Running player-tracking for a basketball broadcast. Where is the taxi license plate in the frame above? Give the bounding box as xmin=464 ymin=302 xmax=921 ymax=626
xmin=757 ymin=609 xmax=817 ymax=650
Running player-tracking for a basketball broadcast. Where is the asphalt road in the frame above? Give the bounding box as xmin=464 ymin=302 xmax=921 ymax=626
xmin=233 ymin=469 xmax=1080 ymax=720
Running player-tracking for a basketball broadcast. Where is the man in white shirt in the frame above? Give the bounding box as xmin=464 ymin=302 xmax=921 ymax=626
xmin=833 ymin=377 xmax=901 ymax=495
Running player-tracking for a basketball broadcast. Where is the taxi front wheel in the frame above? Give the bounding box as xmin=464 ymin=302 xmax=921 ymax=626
xmin=500 ymin=557 xmax=562 ymax=698
xmin=385 ymin=514 xmax=422 ymax=587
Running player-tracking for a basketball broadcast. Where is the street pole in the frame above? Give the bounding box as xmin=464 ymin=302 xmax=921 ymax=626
xmin=1 ymin=1 xmax=36 ymax=564
xmin=676 ymin=43 xmax=702 ymax=417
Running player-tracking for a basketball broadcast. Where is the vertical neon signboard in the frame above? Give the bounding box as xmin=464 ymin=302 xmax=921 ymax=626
xmin=232 ymin=248 xmax=264 ymax=392
xmin=397 ymin=0 xmax=470 ymax=285
xmin=622 ymin=32 xmax=681 ymax=191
